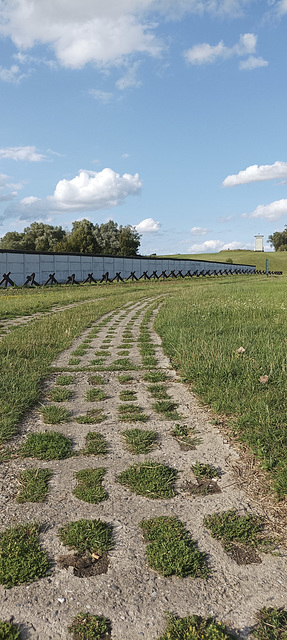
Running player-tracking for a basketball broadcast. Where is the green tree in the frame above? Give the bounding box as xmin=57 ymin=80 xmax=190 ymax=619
xmin=65 ymin=219 xmax=100 ymax=254
xmin=268 ymin=225 xmax=287 ymax=251
xmin=118 ymin=224 xmax=141 ymax=256
xmin=0 ymin=223 xmax=66 ymax=252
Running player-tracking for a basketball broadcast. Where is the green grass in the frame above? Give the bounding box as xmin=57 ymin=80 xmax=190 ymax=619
xmin=21 ymin=431 xmax=73 ymax=460
xmin=192 ymin=461 xmax=220 ymax=479
xmin=164 ymin=249 xmax=287 ymax=275
xmin=16 ymin=468 xmax=52 ymax=502
xmin=48 ymin=387 xmax=73 ymax=402
xmin=158 ymin=613 xmax=234 ymax=640
xmin=108 ymin=358 xmax=138 ymax=371
xmin=69 ymin=358 xmax=81 ymax=366
xmin=118 ymin=374 xmax=134 ymax=384
xmin=85 ymin=388 xmax=108 ymax=402
xmin=68 ymin=612 xmax=111 ymax=639
xmin=119 ymin=389 xmax=137 ymax=401
xmin=58 ymin=519 xmax=114 ymax=555
xmin=81 ymin=432 xmax=108 ymax=456
xmin=56 ymin=374 xmax=74 ymax=385
xmin=76 ymin=410 xmax=106 ymax=424
xmin=0 ymin=620 xmax=21 ymax=639
xmin=147 ymin=384 xmax=169 ymax=399
xmin=117 ymin=461 xmax=177 ymax=498
xmin=89 ymin=358 xmax=105 ymax=366
xmin=139 ymin=516 xmax=209 ymax=578
xmin=0 ymin=523 xmax=50 ymax=588
xmin=154 ymin=277 xmax=287 ymax=497
xmin=203 ymin=509 xmax=271 ymax=552
xmin=171 ymin=424 xmax=201 ymax=449
xmin=118 ymin=403 xmax=148 ymax=422
xmin=71 ymin=348 xmax=87 ymax=357
xmin=251 ymin=607 xmax=287 ymax=640
xmin=73 ymin=468 xmax=108 ymax=503
xmin=152 ymin=400 xmax=181 ymax=420
xmin=143 ymin=371 xmax=168 ymax=382
xmin=142 ymin=356 xmax=158 ymax=368
xmin=41 ymin=405 xmax=71 ymax=424
xmin=88 ymin=374 xmax=106 ymax=385
xmin=122 ymin=428 xmax=158 ymax=454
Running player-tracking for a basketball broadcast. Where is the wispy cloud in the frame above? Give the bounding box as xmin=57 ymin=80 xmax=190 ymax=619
xmin=89 ymin=90 xmax=114 ymax=104
xmin=223 ymin=161 xmax=287 ymax=186
xmin=190 ymin=226 xmax=209 ymax=235
xmin=116 ymin=62 xmax=142 ymax=90
xmin=0 ymin=146 xmax=47 ymax=162
xmin=184 ymin=33 xmax=267 ymax=69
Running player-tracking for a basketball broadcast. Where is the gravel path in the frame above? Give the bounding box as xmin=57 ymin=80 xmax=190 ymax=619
xmin=0 ymin=297 xmax=286 ymax=639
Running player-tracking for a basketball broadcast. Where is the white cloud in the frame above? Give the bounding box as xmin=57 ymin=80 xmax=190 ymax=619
xmin=184 ymin=33 xmax=267 ymax=68
xmin=276 ymin=0 xmax=287 ymax=14
xmin=0 ymin=1 xmax=256 ymax=75
xmin=239 ymin=56 xmax=268 ymax=70
xmin=135 ymin=217 xmax=160 ymax=233
xmin=89 ymin=89 xmax=114 ymax=103
xmin=0 ymin=63 xmax=25 ymax=82
xmin=116 ymin=62 xmax=142 ymax=90
xmin=218 ymin=215 xmax=233 ymax=222
xmin=1 ymin=168 xmax=142 ymax=223
xmin=248 ymin=199 xmax=287 ymax=221
xmin=0 ymin=146 xmax=46 ymax=161
xmin=223 ymin=161 xmax=287 ymax=187
xmin=190 ymin=226 xmax=209 ymax=235
xmin=0 ymin=173 xmax=21 ymax=202
xmin=189 ymin=239 xmax=252 ymax=252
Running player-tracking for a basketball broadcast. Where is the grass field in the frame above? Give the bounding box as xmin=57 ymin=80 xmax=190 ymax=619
xmin=0 ymin=272 xmax=286 ymax=498
xmin=161 ymin=249 xmax=287 ymax=274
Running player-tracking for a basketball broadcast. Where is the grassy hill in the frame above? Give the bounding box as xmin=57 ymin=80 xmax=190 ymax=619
xmin=160 ymin=250 xmax=287 ymax=274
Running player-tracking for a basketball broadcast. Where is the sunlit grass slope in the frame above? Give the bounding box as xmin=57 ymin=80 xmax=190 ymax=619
xmin=161 ymin=250 xmax=287 ymax=274
xmin=155 ymin=276 xmax=287 ymax=497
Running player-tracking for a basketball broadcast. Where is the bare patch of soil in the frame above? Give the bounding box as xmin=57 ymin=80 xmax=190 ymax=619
xmin=226 ymin=543 xmax=262 ymax=565
xmin=57 ymin=552 xmax=109 ymax=577
xmin=183 ymin=478 xmax=221 ymax=496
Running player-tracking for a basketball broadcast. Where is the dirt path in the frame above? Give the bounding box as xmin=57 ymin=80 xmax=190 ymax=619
xmin=0 ymin=297 xmax=286 ymax=639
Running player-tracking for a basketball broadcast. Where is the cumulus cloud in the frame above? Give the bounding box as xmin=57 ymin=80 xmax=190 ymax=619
xmin=135 ymin=218 xmax=160 ymax=233
xmin=189 ymin=239 xmax=252 ymax=252
xmin=0 ymin=146 xmax=47 ymax=161
xmin=190 ymin=226 xmax=209 ymax=235
xmin=0 ymin=0 xmax=256 ymax=75
xmin=184 ymin=33 xmax=267 ymax=69
xmin=248 ymin=198 xmax=287 ymax=221
xmin=2 ymin=168 xmax=142 ymax=223
xmin=223 ymin=161 xmax=287 ymax=186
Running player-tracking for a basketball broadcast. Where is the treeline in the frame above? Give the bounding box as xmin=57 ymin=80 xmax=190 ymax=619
xmin=268 ymin=225 xmax=287 ymax=251
xmin=0 ymin=219 xmax=141 ymax=256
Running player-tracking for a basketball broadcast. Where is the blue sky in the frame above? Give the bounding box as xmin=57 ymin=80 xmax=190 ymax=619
xmin=0 ymin=0 xmax=287 ymax=255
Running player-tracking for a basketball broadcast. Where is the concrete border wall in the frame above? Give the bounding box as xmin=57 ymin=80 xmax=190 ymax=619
xmin=0 ymin=249 xmax=256 ymax=285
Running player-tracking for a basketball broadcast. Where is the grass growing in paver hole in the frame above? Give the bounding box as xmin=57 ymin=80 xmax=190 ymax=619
xmin=203 ymin=509 xmax=272 ymax=552
xmin=140 ymin=516 xmax=209 ymax=578
xmin=0 ymin=619 xmax=21 ymax=639
xmin=118 ymin=374 xmax=134 ymax=384
xmin=109 ymin=358 xmax=138 ymax=371
xmin=85 ymin=388 xmax=108 ymax=402
xmin=122 ymin=428 xmax=158 ymax=454
xmin=73 ymin=468 xmax=108 ymax=503
xmin=71 ymin=348 xmax=87 ymax=357
xmin=143 ymin=370 xmax=168 ymax=382
xmin=117 ymin=461 xmax=177 ymax=498
xmin=192 ymin=461 xmax=220 ymax=479
xmin=68 ymin=612 xmax=111 ymax=639
xmin=48 ymin=387 xmax=73 ymax=402
xmin=142 ymin=356 xmax=158 ymax=368
xmin=152 ymin=400 xmax=181 ymax=420
xmin=69 ymin=358 xmax=81 ymax=366
xmin=171 ymin=424 xmax=201 ymax=449
xmin=76 ymin=410 xmax=106 ymax=424
xmin=158 ymin=613 xmax=234 ymax=640
xmin=251 ymin=607 xmax=287 ymax=640
xmin=41 ymin=404 xmax=71 ymax=424
xmin=119 ymin=389 xmax=137 ymax=401
xmin=89 ymin=358 xmax=105 ymax=366
xmin=56 ymin=374 xmax=74 ymax=385
xmin=118 ymin=403 xmax=148 ymax=422
xmin=81 ymin=432 xmax=108 ymax=456
xmin=16 ymin=468 xmax=52 ymax=502
xmin=0 ymin=523 xmax=50 ymax=588
xmin=58 ymin=519 xmax=114 ymax=555
xmin=147 ymin=384 xmax=169 ymax=399
xmin=21 ymin=431 xmax=73 ymax=460
xmin=88 ymin=374 xmax=106 ymax=385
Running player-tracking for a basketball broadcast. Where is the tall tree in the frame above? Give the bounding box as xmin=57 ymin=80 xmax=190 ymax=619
xmin=268 ymin=226 xmax=287 ymax=251
xmin=0 ymin=223 xmax=66 ymax=251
